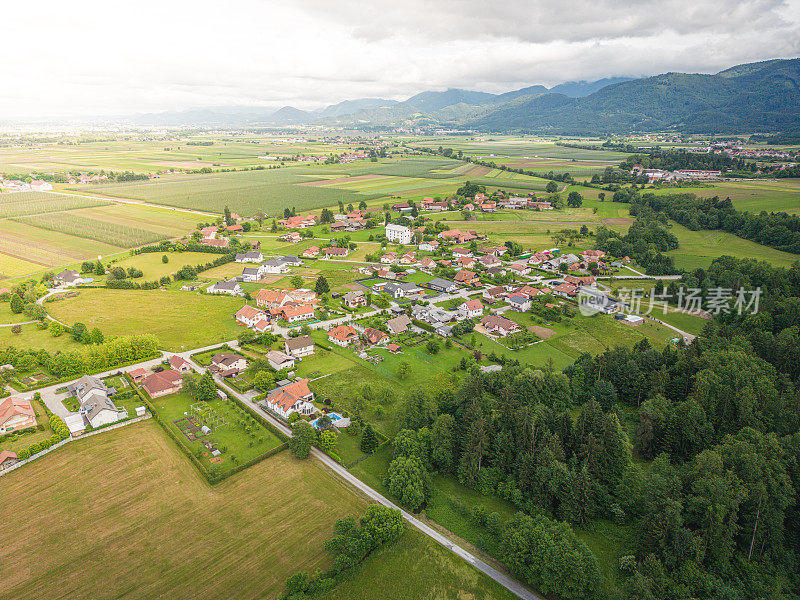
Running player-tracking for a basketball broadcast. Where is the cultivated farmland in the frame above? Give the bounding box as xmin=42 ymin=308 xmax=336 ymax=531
xmin=0 ymin=191 xmax=110 ymax=218
xmin=17 ymin=213 xmax=164 ymax=247
xmin=84 ymin=167 xmax=383 ymax=216
xmin=45 ymin=289 xmax=247 ymax=350
xmin=0 ymin=420 xmax=518 ymax=600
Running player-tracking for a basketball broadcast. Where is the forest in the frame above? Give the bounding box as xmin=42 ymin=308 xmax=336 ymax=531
xmin=631 ymin=192 xmax=800 ymax=255
xmin=382 ymin=257 xmax=800 ymax=599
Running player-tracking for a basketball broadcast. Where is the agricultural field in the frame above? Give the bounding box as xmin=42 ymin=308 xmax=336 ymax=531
xmin=0 ymin=191 xmax=110 ymax=218
xmin=17 ymin=213 xmax=164 ymax=247
xmin=0 ymin=137 xmax=383 ymax=174
xmin=0 ymin=199 xmax=199 ymax=282
xmin=0 ymin=419 xmax=516 ymax=600
xmin=45 ymin=289 xmax=246 ymax=351
xmin=83 ymin=167 xmax=384 ymax=216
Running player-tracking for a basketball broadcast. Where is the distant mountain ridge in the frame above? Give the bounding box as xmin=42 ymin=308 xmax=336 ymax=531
xmin=131 ymin=59 xmax=800 ymax=133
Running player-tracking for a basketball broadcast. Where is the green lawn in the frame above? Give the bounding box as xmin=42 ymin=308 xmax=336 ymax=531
xmin=45 ymin=289 xmax=245 ymax=351
xmin=574 ymin=519 xmax=637 ymax=597
xmin=104 ymin=251 xmax=219 ymax=282
xmin=317 ymin=527 xmax=519 ymax=600
xmin=666 ymin=221 xmax=799 ymax=269
xmin=0 ymin=398 xmax=53 ymax=455
xmin=0 ymin=323 xmax=85 ymax=354
xmin=146 ymin=390 xmax=284 ymax=476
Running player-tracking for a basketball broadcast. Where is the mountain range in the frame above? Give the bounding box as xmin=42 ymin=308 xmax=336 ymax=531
xmin=132 ymin=59 xmax=800 ymax=134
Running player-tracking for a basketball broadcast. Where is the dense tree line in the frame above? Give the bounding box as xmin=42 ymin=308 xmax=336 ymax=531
xmin=620 ymin=149 xmax=757 ymax=174
xmin=630 ymin=192 xmax=800 ymax=254
xmin=384 ymin=312 xmax=799 ymax=598
xmin=595 ymin=218 xmax=679 ymax=275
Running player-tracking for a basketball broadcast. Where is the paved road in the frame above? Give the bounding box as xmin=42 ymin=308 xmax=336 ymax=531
xmin=0 ymin=320 xmax=37 ymax=328
xmin=198 ymin=368 xmax=542 ymax=600
xmin=19 ymin=353 xmax=169 ymax=418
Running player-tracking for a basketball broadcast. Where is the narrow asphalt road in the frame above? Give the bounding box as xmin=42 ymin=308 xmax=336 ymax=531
xmin=192 ymin=359 xmax=543 ymax=600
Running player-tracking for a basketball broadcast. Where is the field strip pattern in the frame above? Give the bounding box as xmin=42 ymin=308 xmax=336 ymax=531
xmin=0 ymin=191 xmax=111 ymax=218
xmin=16 ymin=213 xmax=165 ymax=247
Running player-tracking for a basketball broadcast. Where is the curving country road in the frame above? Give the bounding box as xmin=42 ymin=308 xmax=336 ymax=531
xmin=173 ymin=345 xmax=543 ymax=600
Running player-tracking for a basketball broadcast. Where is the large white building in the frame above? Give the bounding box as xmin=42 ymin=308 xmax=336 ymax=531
xmin=385 ymin=224 xmax=412 ymax=245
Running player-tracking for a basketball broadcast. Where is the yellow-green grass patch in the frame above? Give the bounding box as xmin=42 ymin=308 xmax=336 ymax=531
xmin=45 ymin=289 xmax=246 ymax=351
xmin=666 ymin=221 xmax=799 ymax=269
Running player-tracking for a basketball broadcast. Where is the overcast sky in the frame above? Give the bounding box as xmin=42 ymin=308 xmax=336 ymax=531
xmin=2 ymin=0 xmax=799 ymax=118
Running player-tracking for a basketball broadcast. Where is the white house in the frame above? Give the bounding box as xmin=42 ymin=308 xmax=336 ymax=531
xmin=261 ymin=259 xmax=290 ymax=274
xmin=207 ymin=280 xmax=243 ymax=296
xmin=235 ymin=251 xmax=264 ymax=263
xmin=284 ymin=335 xmax=315 ymax=358
xmin=385 ymin=224 xmax=412 ymax=245
xmin=418 ymin=240 xmax=439 ymax=252
xmin=73 ymin=375 xmax=123 ymax=428
xmin=267 ymin=350 xmax=296 ymax=371
xmin=507 ymin=294 xmax=532 ymax=312
xmin=53 ymin=269 xmax=86 ymax=287
xmin=263 ymin=379 xmax=315 ymax=419
xmin=458 ymin=298 xmax=484 ymax=319
xmin=235 ymin=305 xmax=267 ymax=328
xmin=240 ymin=266 xmax=266 ymax=282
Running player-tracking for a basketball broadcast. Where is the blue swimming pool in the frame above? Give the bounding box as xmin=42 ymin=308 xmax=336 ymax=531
xmin=310 ymin=412 xmax=342 ymax=429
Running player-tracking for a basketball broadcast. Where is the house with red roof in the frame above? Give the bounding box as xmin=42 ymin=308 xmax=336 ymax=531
xmin=280 ymin=303 xmax=315 ymax=323
xmin=201 ymin=238 xmax=230 ymax=248
xmin=480 ymin=315 xmax=521 ymax=337
xmin=0 ymin=397 xmax=36 ymax=434
xmin=552 ymin=283 xmax=578 ymax=298
xmin=455 ymin=255 xmax=476 ymax=269
xmin=129 ymin=367 xmax=148 ymax=383
xmin=363 ymin=327 xmax=389 ymax=346
xmin=454 ymin=269 xmax=480 ymax=286
xmin=322 ymin=247 xmax=349 ymax=259
xmin=419 ymin=256 xmax=436 ymax=271
xmin=564 ymin=275 xmax=596 ymax=287
xmin=0 ymin=450 xmax=18 ymax=470
xmin=302 ymin=246 xmax=320 ymax=258
xmin=458 ymin=298 xmax=484 ymax=319
xmin=328 ymin=325 xmax=358 ymax=347
xmin=141 ymin=369 xmax=184 ymax=398
xmin=263 ymin=379 xmax=315 ymax=419
xmin=255 ymin=288 xmax=288 ymax=309
xmin=168 ymin=356 xmax=192 ymax=373
xmin=236 ymin=304 xmax=268 ymax=328
xmin=279 ymin=215 xmax=317 ymax=229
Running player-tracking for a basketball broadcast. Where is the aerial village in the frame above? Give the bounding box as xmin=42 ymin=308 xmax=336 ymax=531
xmin=0 ymin=185 xmax=660 ymax=476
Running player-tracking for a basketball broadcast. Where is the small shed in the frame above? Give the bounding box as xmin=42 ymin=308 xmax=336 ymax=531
xmin=201 ymin=425 xmax=212 ymax=435
xmin=135 ymin=406 xmax=147 ymax=417
xmin=64 ymin=414 xmax=86 ymax=437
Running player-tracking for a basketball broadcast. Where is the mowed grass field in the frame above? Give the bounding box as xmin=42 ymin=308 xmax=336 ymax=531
xmin=45 ymin=289 xmax=246 ymax=350
xmin=666 ymin=221 xmax=800 ymax=269
xmin=646 ymin=179 xmax=800 ymax=215
xmin=0 ymin=420 xmax=518 ymax=600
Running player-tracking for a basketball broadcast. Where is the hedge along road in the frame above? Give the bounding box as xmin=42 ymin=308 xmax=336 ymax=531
xmin=173 ymin=344 xmax=544 ymax=600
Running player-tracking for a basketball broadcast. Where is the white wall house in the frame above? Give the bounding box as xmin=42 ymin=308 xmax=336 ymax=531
xmin=385 ymin=224 xmax=412 ymax=245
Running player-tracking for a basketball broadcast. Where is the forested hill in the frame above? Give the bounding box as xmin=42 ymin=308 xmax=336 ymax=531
xmin=131 ymin=58 xmax=800 ymax=134
xmin=467 ymin=58 xmax=800 ymax=134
